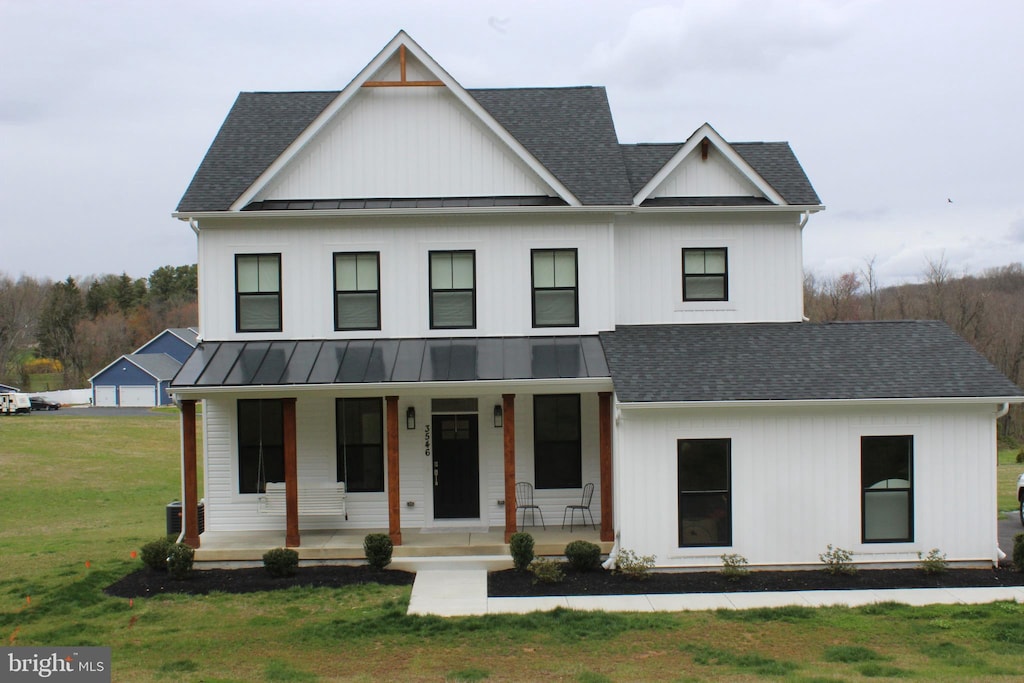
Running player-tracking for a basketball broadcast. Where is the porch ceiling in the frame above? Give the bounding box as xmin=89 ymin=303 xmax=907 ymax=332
xmin=171 ymin=336 xmax=610 ymax=389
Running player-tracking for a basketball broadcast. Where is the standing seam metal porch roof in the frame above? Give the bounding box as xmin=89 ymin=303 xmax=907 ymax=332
xmin=171 ymin=336 xmax=609 ymax=388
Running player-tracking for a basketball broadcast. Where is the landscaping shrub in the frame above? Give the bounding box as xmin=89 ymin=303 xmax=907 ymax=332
xmin=1014 ymin=533 xmax=1024 ymax=572
xmin=140 ymin=537 xmax=175 ymax=571
xmin=918 ymin=548 xmax=948 ymax=574
xmin=720 ymin=553 xmax=750 ymax=581
xmin=510 ymin=532 xmax=534 ymax=571
xmin=166 ymin=543 xmax=195 ymax=580
xmin=820 ymin=544 xmax=857 ymax=576
xmin=564 ymin=540 xmax=602 ymax=572
xmin=528 ymin=558 xmax=564 ymax=584
xmin=614 ymin=548 xmax=655 ymax=579
xmin=363 ymin=533 xmax=393 ymax=570
xmin=263 ymin=547 xmax=299 ymax=577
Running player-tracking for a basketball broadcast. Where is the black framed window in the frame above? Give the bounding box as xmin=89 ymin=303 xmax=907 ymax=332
xmin=682 ymin=248 xmax=728 ymax=302
xmin=533 ymin=394 xmax=581 ymax=489
xmin=429 ymin=250 xmax=475 ymax=329
xmin=532 ymin=248 xmax=578 ymax=327
xmin=678 ymin=438 xmax=731 ymax=547
xmin=337 ymin=398 xmax=384 ymax=493
xmin=237 ymin=399 xmax=284 ymax=494
xmin=861 ymin=435 xmax=913 ymax=543
xmin=334 ymin=252 xmax=380 ymax=330
xmin=236 ymin=253 xmax=282 ymax=331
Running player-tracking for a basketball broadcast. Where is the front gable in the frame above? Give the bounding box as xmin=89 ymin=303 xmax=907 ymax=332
xmin=236 ymin=32 xmax=577 ymax=208
xmin=634 ymin=123 xmax=785 ymax=206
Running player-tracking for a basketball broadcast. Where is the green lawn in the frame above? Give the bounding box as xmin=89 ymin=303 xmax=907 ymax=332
xmin=999 ymin=446 xmax=1021 ymax=514
xmin=4 ymin=412 xmax=1024 ymax=681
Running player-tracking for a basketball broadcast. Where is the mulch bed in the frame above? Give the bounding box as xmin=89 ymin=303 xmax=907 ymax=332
xmin=487 ymin=563 xmax=1024 ymax=597
xmin=104 ymin=565 xmax=415 ymax=598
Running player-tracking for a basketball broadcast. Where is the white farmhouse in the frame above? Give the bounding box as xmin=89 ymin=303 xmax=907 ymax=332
xmin=170 ymin=31 xmax=1024 ymax=568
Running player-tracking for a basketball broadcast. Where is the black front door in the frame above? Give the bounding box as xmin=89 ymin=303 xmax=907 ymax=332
xmin=432 ymin=414 xmax=479 ymax=519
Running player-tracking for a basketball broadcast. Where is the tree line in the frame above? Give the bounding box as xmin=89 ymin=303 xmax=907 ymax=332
xmin=0 ymin=265 xmax=197 ymax=390
xmin=805 ymin=257 xmax=1024 ymax=438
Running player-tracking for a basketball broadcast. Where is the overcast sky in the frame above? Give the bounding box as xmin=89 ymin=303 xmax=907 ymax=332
xmin=2 ymin=0 xmax=1021 ymax=287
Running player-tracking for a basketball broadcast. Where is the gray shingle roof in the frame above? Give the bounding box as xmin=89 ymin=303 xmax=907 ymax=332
xmin=128 ymin=353 xmax=184 ymax=381
xmin=469 ymin=87 xmax=633 ymax=205
xmin=599 ymin=321 xmax=1024 ymax=403
xmin=176 ymin=88 xmax=821 ymax=212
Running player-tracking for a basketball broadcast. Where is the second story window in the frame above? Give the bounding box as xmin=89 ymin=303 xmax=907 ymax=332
xmin=532 ymin=249 xmax=578 ymax=327
xmin=334 ymin=252 xmax=380 ymax=331
xmin=682 ymin=248 xmax=728 ymax=302
xmin=429 ymin=250 xmax=475 ymax=329
xmin=236 ymin=253 xmax=281 ymax=332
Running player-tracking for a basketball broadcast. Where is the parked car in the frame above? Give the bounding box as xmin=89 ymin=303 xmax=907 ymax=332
xmin=1018 ymin=473 xmax=1024 ymax=525
xmin=29 ymin=396 xmax=60 ymax=411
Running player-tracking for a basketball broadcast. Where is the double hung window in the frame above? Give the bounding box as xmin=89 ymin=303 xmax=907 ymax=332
xmin=682 ymin=248 xmax=728 ymax=302
xmin=429 ymin=251 xmax=475 ymax=329
xmin=533 ymin=394 xmax=582 ymax=489
xmin=337 ymin=398 xmax=384 ymax=493
xmin=236 ymin=253 xmax=282 ymax=332
xmin=531 ymin=249 xmax=578 ymax=327
xmin=861 ymin=435 xmax=913 ymax=542
xmin=237 ymin=399 xmax=284 ymax=494
xmin=678 ymin=438 xmax=732 ymax=547
xmin=334 ymin=252 xmax=380 ymax=330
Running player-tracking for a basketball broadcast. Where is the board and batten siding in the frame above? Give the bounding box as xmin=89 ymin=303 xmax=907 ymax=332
xmin=614 ymin=403 xmax=999 ymax=568
xmin=256 ymin=86 xmax=553 ymax=202
xmin=647 ymin=148 xmax=761 ymax=199
xmin=198 ymin=390 xmax=602 ymax=533
xmin=613 ymin=214 xmax=805 ymax=324
xmin=197 ymin=216 xmax=615 ymax=340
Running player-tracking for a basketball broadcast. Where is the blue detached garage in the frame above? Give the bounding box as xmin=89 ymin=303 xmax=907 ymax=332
xmin=89 ymin=328 xmax=199 ymax=407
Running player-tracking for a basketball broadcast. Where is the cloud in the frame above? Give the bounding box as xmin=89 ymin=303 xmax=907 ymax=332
xmin=584 ymin=1 xmax=857 ymax=88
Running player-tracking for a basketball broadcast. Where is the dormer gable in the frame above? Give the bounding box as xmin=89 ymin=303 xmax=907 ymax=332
xmin=233 ymin=31 xmax=580 ymax=209
xmin=633 ymin=123 xmax=786 ymax=206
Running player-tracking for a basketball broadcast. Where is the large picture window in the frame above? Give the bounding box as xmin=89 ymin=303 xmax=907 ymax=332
xmin=532 ymin=249 xmax=578 ymax=327
xmin=237 ymin=399 xmax=284 ymax=494
xmin=334 ymin=252 xmax=380 ymax=330
xmin=533 ymin=394 xmax=581 ymax=489
xmin=678 ymin=438 xmax=731 ymax=547
xmin=337 ymin=398 xmax=384 ymax=493
xmin=682 ymin=248 xmax=728 ymax=302
xmin=429 ymin=251 xmax=475 ymax=329
xmin=236 ymin=253 xmax=282 ymax=331
xmin=862 ymin=435 xmax=913 ymax=543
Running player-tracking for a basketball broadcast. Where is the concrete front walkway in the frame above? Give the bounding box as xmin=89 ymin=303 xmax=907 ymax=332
xmin=407 ymin=568 xmax=1024 ymax=617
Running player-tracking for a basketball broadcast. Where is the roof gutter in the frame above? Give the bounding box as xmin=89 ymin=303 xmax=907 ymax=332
xmin=615 ymin=396 xmax=1024 ymax=411
xmin=173 ymin=204 xmax=826 ymax=223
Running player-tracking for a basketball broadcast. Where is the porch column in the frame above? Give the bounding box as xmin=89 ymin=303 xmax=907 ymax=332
xmin=599 ymin=391 xmax=614 ymax=542
xmin=386 ymin=396 xmax=402 ymax=545
xmin=181 ymin=399 xmax=201 ymax=549
xmin=283 ymin=398 xmax=300 ymax=548
xmin=502 ymin=393 xmax=516 ymax=542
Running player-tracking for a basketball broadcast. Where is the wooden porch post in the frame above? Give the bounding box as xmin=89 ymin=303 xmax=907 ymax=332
xmin=181 ymin=399 xmax=201 ymax=549
xmin=283 ymin=398 xmax=300 ymax=548
xmin=386 ymin=396 xmax=402 ymax=545
xmin=502 ymin=393 xmax=516 ymax=542
xmin=599 ymin=392 xmax=614 ymax=542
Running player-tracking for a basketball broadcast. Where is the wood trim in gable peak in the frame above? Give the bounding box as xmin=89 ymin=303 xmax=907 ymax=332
xmin=363 ymin=45 xmax=445 ymax=87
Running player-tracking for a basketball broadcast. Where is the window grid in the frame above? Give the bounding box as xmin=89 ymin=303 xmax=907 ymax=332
xmin=337 ymin=398 xmax=385 ymax=493
xmin=861 ymin=435 xmax=914 ymax=543
xmin=237 ymin=399 xmax=284 ymax=494
xmin=682 ymin=248 xmax=728 ymax=302
xmin=235 ymin=253 xmax=282 ymax=332
xmin=531 ymin=248 xmax=579 ymax=327
xmin=533 ymin=394 xmax=582 ymax=489
xmin=677 ymin=438 xmax=732 ymax=547
xmin=333 ymin=252 xmax=381 ymax=331
xmin=429 ymin=250 xmax=476 ymax=329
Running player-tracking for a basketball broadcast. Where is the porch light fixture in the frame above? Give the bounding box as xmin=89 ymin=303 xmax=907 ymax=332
xmin=493 ymin=405 xmax=503 ymax=428
xmin=406 ymin=406 xmax=416 ymax=430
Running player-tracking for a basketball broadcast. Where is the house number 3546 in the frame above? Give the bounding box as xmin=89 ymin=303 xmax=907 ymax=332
xmin=424 ymin=424 xmax=431 ymax=458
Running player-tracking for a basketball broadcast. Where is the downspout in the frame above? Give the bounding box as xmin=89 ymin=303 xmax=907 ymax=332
xmin=994 ymin=402 xmax=1010 ymax=564
xmin=996 ymin=402 xmax=1010 ymax=419
xmin=188 ymin=218 xmax=200 ymax=235
xmin=800 ymin=210 xmax=811 ymax=321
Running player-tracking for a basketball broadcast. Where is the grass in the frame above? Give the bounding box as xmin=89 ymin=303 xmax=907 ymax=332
xmin=998 ymin=445 xmax=1021 ymax=513
xmin=4 ymin=412 xmax=1024 ymax=680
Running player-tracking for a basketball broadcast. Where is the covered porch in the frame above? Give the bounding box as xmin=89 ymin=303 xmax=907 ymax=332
xmin=192 ymin=526 xmax=613 ymax=566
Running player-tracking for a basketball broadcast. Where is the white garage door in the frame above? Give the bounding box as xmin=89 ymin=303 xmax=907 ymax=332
xmin=94 ymin=386 xmax=117 ymax=407
xmin=120 ymin=386 xmax=156 ymax=407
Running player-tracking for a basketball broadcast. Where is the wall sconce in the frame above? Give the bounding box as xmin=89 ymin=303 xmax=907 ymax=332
xmin=493 ymin=405 xmax=503 ymax=428
xmin=406 ymin=406 xmax=416 ymax=430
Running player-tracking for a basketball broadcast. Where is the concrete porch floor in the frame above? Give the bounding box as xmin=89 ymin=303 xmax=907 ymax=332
xmin=193 ymin=525 xmax=610 ymax=567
